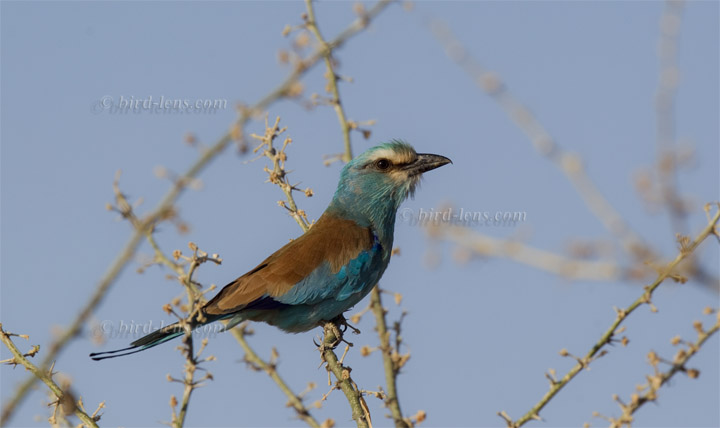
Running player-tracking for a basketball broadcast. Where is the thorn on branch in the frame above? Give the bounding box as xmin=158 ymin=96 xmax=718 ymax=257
xmin=559 ymin=348 xmax=592 ymax=370
xmin=497 ymin=410 xmax=516 ymax=427
xmin=545 ymin=368 xmax=558 ymax=386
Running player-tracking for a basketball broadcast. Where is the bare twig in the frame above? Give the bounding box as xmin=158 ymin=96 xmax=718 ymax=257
xmin=369 ymin=287 xmax=408 ymax=427
xmin=304 ymin=0 xmax=353 ymax=162
xmin=502 ymin=204 xmax=720 ymax=427
xmin=232 ymin=326 xmax=320 ymax=427
xmin=250 ymin=116 xmax=312 ymax=231
xmin=0 ymin=223 xmax=146 ymax=427
xmin=320 ymin=323 xmax=371 ymax=428
xmin=168 ymin=336 xmax=215 ymax=428
xmin=164 ymin=245 xmax=219 ymax=428
xmin=0 ymin=324 xmax=101 ymax=428
xmin=603 ymin=310 xmax=719 ymax=428
xmin=434 ymin=225 xmax=623 ymax=281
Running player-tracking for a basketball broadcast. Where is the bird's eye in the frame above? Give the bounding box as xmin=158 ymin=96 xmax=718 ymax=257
xmin=375 ymin=159 xmax=391 ymax=170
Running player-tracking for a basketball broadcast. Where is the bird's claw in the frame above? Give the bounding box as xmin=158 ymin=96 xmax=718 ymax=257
xmin=317 ymin=319 xmax=354 ymax=353
xmin=332 ymin=314 xmax=361 ymax=336
xmin=343 ymin=322 xmax=361 ymax=335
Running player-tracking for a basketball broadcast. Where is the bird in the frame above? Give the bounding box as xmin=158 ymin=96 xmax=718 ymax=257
xmin=90 ymin=140 xmax=451 ymax=360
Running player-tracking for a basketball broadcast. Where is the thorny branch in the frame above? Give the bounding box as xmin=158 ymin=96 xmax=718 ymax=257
xmin=167 ymin=336 xmax=215 ymax=428
xmin=0 ymin=324 xmax=103 ymax=428
xmin=369 ymin=288 xmax=410 ymax=427
xmin=232 ymin=325 xmax=321 ymax=427
xmin=320 ymin=325 xmax=371 ymax=428
xmin=250 ymin=115 xmax=313 ymax=231
xmin=303 ymin=0 xmax=353 ymax=163
xmin=500 ymin=204 xmax=720 ymax=427
xmin=0 ymin=1 xmax=393 ymax=425
xmin=600 ymin=308 xmax=720 ymax=428
xmin=166 ymin=246 xmax=220 ymax=428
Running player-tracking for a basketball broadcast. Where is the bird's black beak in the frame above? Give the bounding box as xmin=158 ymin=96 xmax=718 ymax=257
xmin=404 ymin=153 xmax=452 ymax=176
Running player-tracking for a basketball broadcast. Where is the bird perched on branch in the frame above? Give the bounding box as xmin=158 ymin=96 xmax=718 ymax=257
xmin=91 ymin=141 xmax=451 ymax=360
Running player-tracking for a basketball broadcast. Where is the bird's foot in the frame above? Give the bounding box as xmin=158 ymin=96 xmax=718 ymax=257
xmin=324 ymin=321 xmax=346 ymax=349
xmin=317 ymin=318 xmax=354 ymax=352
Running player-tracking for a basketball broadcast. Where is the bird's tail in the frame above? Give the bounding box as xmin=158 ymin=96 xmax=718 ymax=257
xmin=89 ymin=322 xmax=187 ymax=361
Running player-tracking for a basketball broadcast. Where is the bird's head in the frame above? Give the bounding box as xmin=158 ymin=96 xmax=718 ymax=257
xmin=328 ymin=140 xmax=451 ymax=229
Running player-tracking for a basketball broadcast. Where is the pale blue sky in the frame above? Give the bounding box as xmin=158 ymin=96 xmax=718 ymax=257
xmin=1 ymin=1 xmax=718 ymax=427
